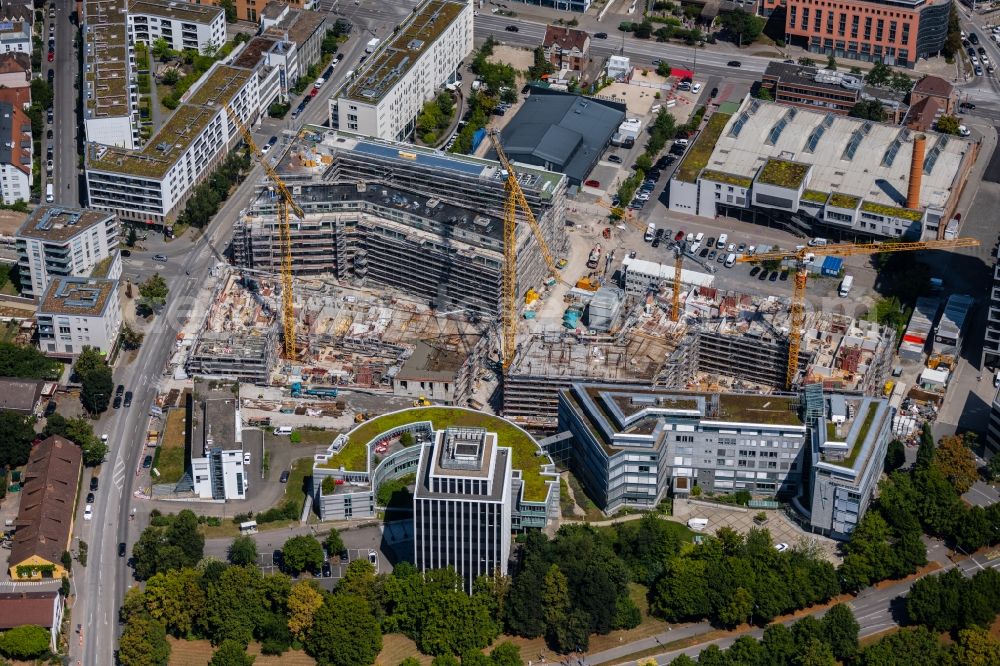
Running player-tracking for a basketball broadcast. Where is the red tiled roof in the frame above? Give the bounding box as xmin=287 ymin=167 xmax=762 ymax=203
xmin=0 ymin=86 xmax=29 ymax=109
xmin=543 ymin=25 xmax=589 ymax=52
xmin=912 ymin=75 xmax=953 ymax=98
xmin=0 ymin=592 xmax=57 ymax=629
xmin=0 ymin=52 xmax=29 ymax=79
xmin=906 ymin=97 xmax=941 ymax=131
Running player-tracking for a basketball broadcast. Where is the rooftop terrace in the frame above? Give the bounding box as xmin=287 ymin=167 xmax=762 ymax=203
xmin=343 ymin=0 xmax=466 ymax=104
xmin=320 ymin=407 xmax=553 ymax=502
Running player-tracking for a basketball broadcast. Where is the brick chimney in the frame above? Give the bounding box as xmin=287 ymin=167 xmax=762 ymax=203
xmin=907 ymin=134 xmax=926 ymax=210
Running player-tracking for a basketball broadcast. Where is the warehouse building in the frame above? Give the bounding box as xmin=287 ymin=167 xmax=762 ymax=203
xmin=669 ymin=97 xmax=978 ymax=240
xmin=759 ymin=62 xmax=906 ymax=121
xmin=555 ymin=383 xmax=892 ymax=538
xmin=234 ymin=128 xmax=568 ymax=316
xmin=496 ymin=88 xmax=626 ymax=186
xmin=330 ymin=0 xmax=472 ymax=141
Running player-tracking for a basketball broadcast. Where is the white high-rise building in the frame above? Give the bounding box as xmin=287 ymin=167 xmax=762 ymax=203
xmin=413 ymin=426 xmax=512 ymax=593
xmin=127 ymin=0 xmax=226 ymax=54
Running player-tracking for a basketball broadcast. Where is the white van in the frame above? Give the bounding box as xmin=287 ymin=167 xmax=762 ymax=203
xmin=45 ymin=183 xmax=53 ymax=203
xmin=717 ymin=233 xmax=728 ymax=248
xmin=694 ymin=232 xmax=704 ymax=243
xmin=725 ymin=253 xmax=737 ymax=267
xmin=808 ymin=237 xmax=828 ymax=247
xmin=687 ymin=518 xmax=709 ymax=531
xmin=274 ymin=426 xmax=293 ymax=436
xmin=644 ymin=223 xmax=655 ymax=242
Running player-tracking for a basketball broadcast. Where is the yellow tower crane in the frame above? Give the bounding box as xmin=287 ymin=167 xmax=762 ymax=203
xmin=737 ymin=238 xmax=980 ymax=389
xmin=671 ymin=244 xmax=684 ymax=323
xmin=487 ymin=129 xmax=567 ymax=371
xmin=225 ymin=107 xmax=302 ymax=361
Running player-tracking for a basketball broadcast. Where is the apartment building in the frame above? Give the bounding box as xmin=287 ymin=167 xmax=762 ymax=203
xmin=806 ymin=392 xmax=893 ymax=538
xmin=236 ymin=127 xmax=568 ymax=314
xmin=556 ymin=383 xmax=892 ymax=538
xmin=783 ymin=0 xmax=952 ymax=68
xmin=0 ymin=52 xmax=30 ymax=89
xmin=127 ymin=0 xmax=226 ymax=53
xmin=85 ymin=64 xmax=261 ymax=225
xmin=16 ymin=206 xmax=120 ymax=300
xmin=238 ymin=0 xmax=309 ymax=23
xmin=988 ymin=386 xmax=1000 ymax=456
xmin=260 ymin=2 xmax=328 ymax=78
xmin=36 ymin=276 xmax=123 ymax=357
xmin=0 ymin=18 xmax=30 ymax=54
xmin=669 ymin=96 xmax=977 ymax=241
xmin=331 ymin=0 xmax=472 ymax=141
xmin=543 ymin=25 xmax=590 ymax=72
xmin=189 ymin=380 xmax=249 ymax=501
xmin=556 ymin=384 xmax=809 ymax=512
xmin=233 ymin=35 xmax=298 ymax=104
xmin=0 ymin=100 xmax=31 ymax=205
xmin=83 ymin=0 xmax=137 ymax=149
xmin=414 ymin=427 xmax=513 ymax=594
xmin=982 ymin=257 xmax=1000 ymax=370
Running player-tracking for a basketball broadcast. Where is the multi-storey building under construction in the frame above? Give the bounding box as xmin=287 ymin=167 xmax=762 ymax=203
xmin=232 ymin=127 xmax=568 ymax=316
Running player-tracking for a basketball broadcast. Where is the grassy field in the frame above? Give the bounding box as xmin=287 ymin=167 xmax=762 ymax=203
xmin=288 ymin=428 xmax=337 ymax=446
xmin=168 ymin=638 xmax=315 ymax=665
xmin=154 ymin=408 xmax=188 ymax=485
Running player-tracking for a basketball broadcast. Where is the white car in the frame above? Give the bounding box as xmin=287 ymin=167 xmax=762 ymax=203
xmin=775 ymin=542 xmax=789 ymax=552
xmin=747 ymin=245 xmax=757 ymax=255
xmin=243 ymin=452 xmax=252 ymax=464
xmin=84 ymin=505 xmax=93 ymax=521
xmin=971 ymin=55 xmax=980 ymax=65
xmin=959 ymin=125 xmax=972 ymax=137
xmin=674 ymin=138 xmax=689 ymax=147
xmin=717 ymin=233 xmax=728 ymax=248
xmin=691 ymin=82 xmax=702 ymax=93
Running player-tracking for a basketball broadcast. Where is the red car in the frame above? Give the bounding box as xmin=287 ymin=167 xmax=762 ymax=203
xmin=584 ymin=179 xmax=600 ymax=188
xmin=674 ymin=230 xmax=685 ymax=242
xmin=47 ymin=50 xmax=54 ymax=62
xmin=310 ymin=87 xmax=319 ymax=97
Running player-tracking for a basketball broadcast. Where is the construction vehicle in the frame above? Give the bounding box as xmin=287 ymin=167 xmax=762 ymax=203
xmin=290 ymin=382 xmax=339 ymax=399
xmin=412 ymin=396 xmax=431 ymax=407
xmin=354 ymin=412 xmax=369 ymax=423
xmin=487 ymin=130 xmax=570 ymax=370
xmin=737 ymin=238 xmax=979 ymax=389
xmin=225 ymin=106 xmax=301 ymax=361
xmin=587 ymin=244 xmax=602 ymax=269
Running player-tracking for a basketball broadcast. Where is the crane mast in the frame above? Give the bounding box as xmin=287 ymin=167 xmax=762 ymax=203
xmin=226 ymin=107 xmax=302 ymax=361
xmin=738 ymin=237 xmax=980 ymax=389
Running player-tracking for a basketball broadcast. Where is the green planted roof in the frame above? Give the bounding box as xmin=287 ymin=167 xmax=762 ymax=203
xmin=322 ymin=407 xmax=553 ymax=502
xmin=756 ymin=158 xmax=809 ymax=189
xmin=828 ymin=192 xmax=860 ymax=209
xmin=676 ymin=112 xmax=731 ymax=183
xmin=802 ymin=189 xmax=829 ymax=204
xmin=701 ymin=169 xmax=753 ymax=188
xmin=860 ymin=200 xmax=924 ymax=222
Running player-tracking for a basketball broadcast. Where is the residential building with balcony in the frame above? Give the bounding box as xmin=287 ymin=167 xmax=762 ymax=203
xmin=0 ymin=100 xmax=31 ymax=205
xmin=16 ymin=205 xmax=120 ymax=300
xmin=783 ymin=0 xmax=952 ymax=68
xmin=983 ymin=257 xmax=1000 ymax=371
xmin=35 ymin=276 xmax=122 ymax=358
xmin=127 ymin=0 xmax=226 ymax=53
xmin=330 ymin=0 xmax=472 ymax=141
xmin=260 ymin=2 xmax=328 ymax=78
xmin=83 ymin=0 xmax=138 ymax=149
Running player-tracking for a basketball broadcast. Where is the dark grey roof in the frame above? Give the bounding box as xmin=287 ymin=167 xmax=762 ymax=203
xmin=498 ymin=89 xmax=625 ymax=184
xmin=0 ymin=101 xmax=13 ymax=167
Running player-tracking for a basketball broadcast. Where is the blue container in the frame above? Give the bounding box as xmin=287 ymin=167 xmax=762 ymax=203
xmin=821 ymin=256 xmax=843 ymax=277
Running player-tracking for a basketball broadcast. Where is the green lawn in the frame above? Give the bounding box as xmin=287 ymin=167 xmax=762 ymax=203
xmin=322 ymin=408 xmax=554 ymax=502
xmin=153 ymin=408 xmax=187 ymax=485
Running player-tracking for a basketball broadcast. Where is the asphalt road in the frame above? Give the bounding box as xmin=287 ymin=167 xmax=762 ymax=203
xmin=51 ymin=0 xmax=79 ymax=206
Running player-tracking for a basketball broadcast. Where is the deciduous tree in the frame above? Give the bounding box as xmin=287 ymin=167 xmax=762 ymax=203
xmin=821 ymin=603 xmax=859 ymax=660
xmin=932 ymin=435 xmax=978 ymax=493
xmin=305 ymin=594 xmax=382 ymax=666
xmin=0 ymin=409 xmax=34 ymax=468
xmin=118 ymin=613 xmax=170 ymax=666
xmin=227 ymin=535 xmax=258 ymax=566
xmin=282 ymin=535 xmax=324 ymax=575
xmin=287 ymin=581 xmax=324 ymax=640
xmin=0 ymin=624 xmax=50 ymax=659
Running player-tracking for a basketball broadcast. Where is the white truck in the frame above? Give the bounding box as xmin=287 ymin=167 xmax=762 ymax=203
xmin=839 ymin=274 xmax=854 ymax=297
xmin=365 ymin=37 xmax=380 ymax=53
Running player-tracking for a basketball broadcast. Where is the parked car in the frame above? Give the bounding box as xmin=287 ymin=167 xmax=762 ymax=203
xmin=86 ymin=492 xmax=95 ymax=504
xmin=607 ymin=154 xmax=623 ymax=163
xmin=779 ymin=270 xmax=789 ymax=281
xmin=90 ymin=477 xmax=99 ymax=491
xmin=584 ymin=179 xmax=600 ymax=187
xmin=710 ymin=87 xmax=718 ymax=98
xmin=674 ymin=230 xmax=685 ymax=241
xmin=749 ymin=266 xmax=760 ymax=277
xmin=116 ymin=385 xmax=125 ymax=397
xmin=119 ymin=542 xmax=127 ymax=557
xmin=769 ymin=271 xmax=779 ymax=281
xmin=113 ymin=395 xmax=122 ymax=409
xmin=84 ymin=505 xmax=93 ymax=520
xmin=153 ymin=254 xmax=167 ymax=262
xmin=123 ymin=391 xmax=133 ymax=407
xmin=758 ymin=269 xmax=769 ymax=280
xmin=322 ymin=561 xmax=332 ymax=577
xmin=775 ymin=543 xmax=789 ymax=552
xmin=960 ymin=101 xmax=977 ymax=110
xmin=594 ymin=32 xmax=608 ymax=39
xmin=280 ymin=470 xmax=290 ymax=483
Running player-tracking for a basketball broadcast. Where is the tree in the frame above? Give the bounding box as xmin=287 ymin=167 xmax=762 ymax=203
xmin=287 ymin=581 xmax=324 ymax=640
xmin=935 ymin=115 xmax=961 ymax=136
xmin=865 ymin=62 xmax=892 ymax=87
xmin=210 ymin=639 xmax=255 ymax=666
xmin=138 ymin=273 xmax=169 ymax=312
xmin=933 ymin=435 xmax=978 ymax=493
xmin=118 ymin=613 xmax=171 ymax=666
xmin=656 ymin=60 xmax=671 ymax=77
xmin=30 ymin=79 xmax=53 ymax=111
xmin=0 ymin=409 xmax=34 ymax=468
xmin=152 ymin=37 xmax=174 ymax=61
xmin=132 ymin=511 xmax=204 ymax=580
xmin=490 ymin=641 xmax=523 ymax=666
xmin=305 ymin=595 xmax=382 ymax=666
xmin=794 ymin=637 xmax=836 ymax=666
xmin=44 ymin=413 xmax=107 ymax=466
xmin=121 ymin=322 xmax=145 ymax=350
xmin=0 ymin=624 xmax=50 ymax=659
xmin=858 ymin=626 xmax=950 ymax=665
xmin=324 ymin=529 xmax=344 ymax=556
xmin=719 ymin=10 xmax=764 ymax=46
xmin=126 ymin=225 xmax=138 ymax=247
xmin=821 ymin=603 xmax=859 ymax=660
xmin=884 ymin=439 xmax=906 ymax=473
xmin=218 ymin=0 xmax=236 ymax=22
xmin=228 ymin=535 xmax=258 ymax=566
xmin=954 ymin=627 xmax=1000 ymax=666
xmin=984 ymin=455 xmax=1000 ymax=482
xmin=916 ymin=424 xmax=936 ymax=470
xmin=542 ymin=564 xmax=571 ymax=650
xmin=827 ymin=54 xmax=837 ymax=70
xmin=717 ymin=586 xmax=754 ymax=627
xmin=0 ymin=342 xmax=60 ymax=379
xmin=167 ymin=510 xmax=205 ymax=564
xmin=143 ymin=568 xmax=206 ymax=637
xmin=762 ymin=622 xmax=796 ymax=665
xmin=75 ymin=346 xmax=114 ymax=414
xmin=849 ymin=99 xmax=888 ymax=122
xmin=527 ymin=46 xmax=555 ymax=81
xmin=281 ymin=535 xmax=323 ymax=575
xmin=890 ymin=72 xmax=913 ymax=93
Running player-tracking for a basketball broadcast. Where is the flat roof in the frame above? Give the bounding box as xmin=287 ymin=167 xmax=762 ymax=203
xmin=232 ymin=36 xmax=280 ymax=69
xmin=293 ymin=127 xmax=565 ymax=199
xmin=318 ymin=407 xmax=554 ymax=502
xmin=343 ymin=0 xmax=466 ymax=104
xmin=263 ymin=6 xmax=327 ymax=48
xmin=698 ymin=96 xmax=972 ymax=210
xmin=38 ymin=276 xmax=117 ymax=317
xmin=84 ymin=0 xmax=131 ymax=119
xmin=18 ymin=205 xmax=114 ymax=243
xmin=87 ymin=65 xmax=254 ymax=178
xmin=128 ymin=0 xmax=223 ymax=23
xmin=396 ymin=339 xmax=472 ymax=382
